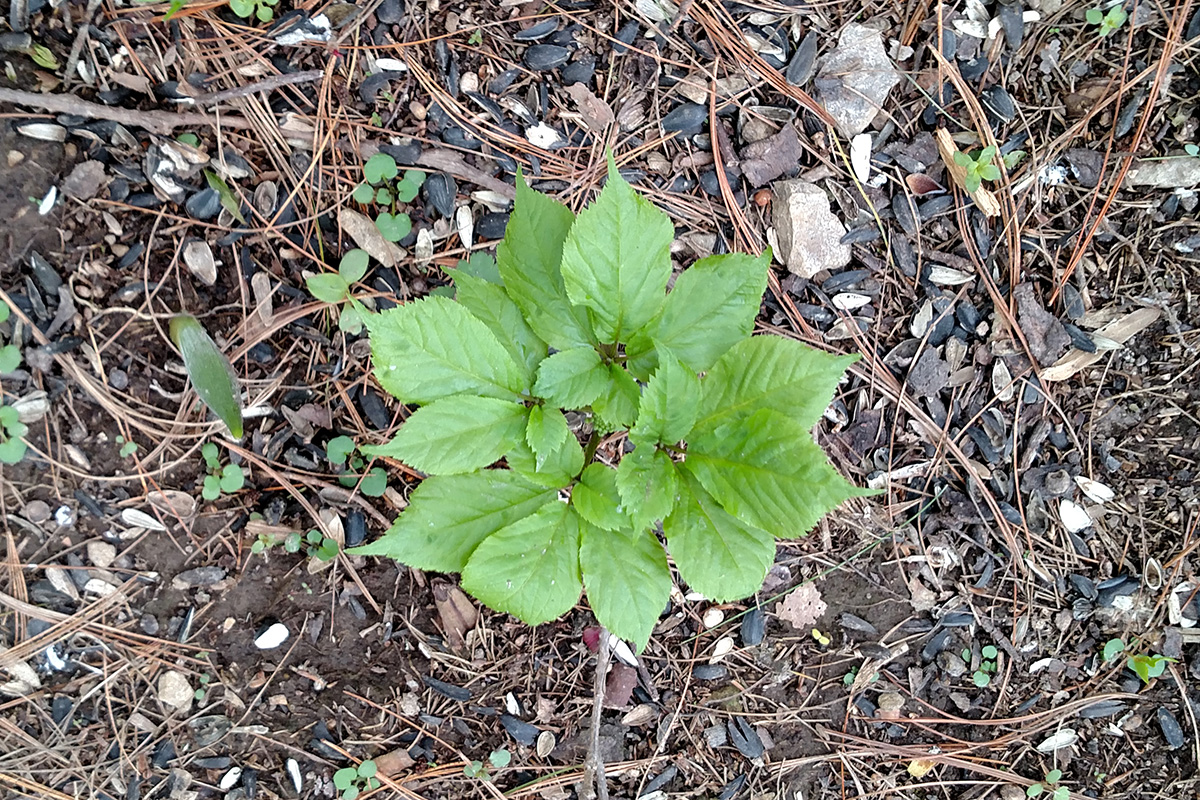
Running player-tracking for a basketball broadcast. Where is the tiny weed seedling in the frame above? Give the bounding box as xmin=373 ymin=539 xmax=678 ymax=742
xmin=116 ymin=435 xmax=138 ymax=459
xmin=353 ymin=153 xmax=425 ymax=243
xmin=1185 ymin=143 xmax=1199 ymax=158
xmin=307 ymin=250 xmax=371 ymax=335
xmin=0 ymin=404 xmax=28 ymax=464
xmin=969 ymin=644 xmax=999 ymax=687
xmin=326 ymin=435 xmax=387 ymax=497
xmin=953 ymin=145 xmax=1001 ymax=193
xmin=250 ymin=528 xmax=338 ymax=561
xmin=1027 ymin=768 xmax=1068 ymax=800
xmin=464 ymin=749 xmax=510 ymax=781
xmin=1 ymin=299 xmax=22 ymax=375
xmin=1101 ymin=637 xmax=1175 ymax=684
xmin=200 ymin=442 xmax=244 ymax=501
xmin=333 ymin=760 xmax=379 ymax=800
xmin=229 ymin=0 xmax=278 ymax=23
xmin=1086 ymin=4 xmax=1127 ymax=36
xmin=349 ymin=154 xmax=871 ymax=650
xmin=193 ymin=672 xmax=211 ymax=702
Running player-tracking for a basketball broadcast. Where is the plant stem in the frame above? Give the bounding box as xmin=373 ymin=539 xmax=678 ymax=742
xmin=580 ymin=627 xmax=611 ymax=800
xmin=582 ymin=431 xmax=601 ymax=465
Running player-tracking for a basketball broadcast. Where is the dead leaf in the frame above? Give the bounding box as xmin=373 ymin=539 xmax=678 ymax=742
xmin=604 ymin=662 xmax=638 ymax=708
xmin=433 ymin=581 xmax=477 ymax=654
xmin=776 ymin=583 xmax=827 ymax=630
xmin=563 ymin=83 xmax=614 ymax=131
xmin=1015 ymin=284 xmax=1071 ymax=366
xmin=374 ymin=746 xmax=416 ymax=776
xmin=935 ymin=128 xmax=1001 ymax=217
xmin=337 ymin=208 xmax=404 ymax=268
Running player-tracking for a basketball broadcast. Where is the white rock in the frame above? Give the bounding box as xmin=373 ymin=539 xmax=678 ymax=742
xmin=87 ymin=541 xmax=117 ymax=569
xmin=815 ymin=24 xmax=900 ymax=137
xmin=157 ymin=670 xmax=194 ymax=712
xmin=770 ymin=180 xmax=850 ymax=278
xmin=850 ymin=133 xmax=872 ymax=184
xmin=254 ymin=622 xmax=290 ymax=649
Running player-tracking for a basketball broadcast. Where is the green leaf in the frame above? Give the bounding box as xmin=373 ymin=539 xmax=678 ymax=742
xmin=1045 ymin=770 xmax=1062 ymax=785
xmin=327 ymin=435 xmax=355 ymax=465
xmin=685 ymin=409 xmax=866 ymax=537
xmin=0 ymin=436 xmax=26 ymax=464
xmin=29 ymin=44 xmax=59 ymax=70
xmin=571 ymin=463 xmax=627 ymax=531
xmin=375 ymin=212 xmax=412 ymax=242
xmin=1052 ymin=788 xmax=1068 ymax=800
xmin=344 ymin=786 xmax=360 ymax=800
xmin=229 ymin=0 xmax=253 ymax=16
xmin=973 ymin=671 xmax=990 ymax=688
xmin=525 ymin=406 xmax=571 ymax=470
xmin=953 ymin=150 xmax=972 ymax=167
xmin=338 ymin=305 xmax=363 ymax=335
xmin=1086 ymin=7 xmax=1103 ymax=23
xmin=0 ymin=344 xmax=20 ymax=374
xmin=353 ymin=183 xmax=375 ymax=204
xmin=358 ymin=761 xmax=377 ymax=779
xmin=496 ymin=172 xmax=594 ymax=350
xmin=978 ymin=164 xmax=1001 ymax=182
xmin=506 ymin=434 xmax=583 ymax=488
xmin=452 ymin=251 xmax=502 ymax=284
xmin=626 ymin=251 xmax=769 ymax=377
xmin=615 ymin=447 xmax=677 ymax=530
xmin=364 ymin=396 xmax=527 ymax=475
xmin=201 ymin=441 xmax=219 ymax=468
xmin=592 ymin=364 xmax=640 ymax=429
xmin=395 ymin=176 xmax=421 ymax=203
xmin=255 ymin=4 xmax=272 ymax=22
xmin=693 ymin=336 xmax=857 ymax=436
xmin=461 ymin=502 xmax=583 ymax=625
xmin=202 ymin=474 xmax=221 ymax=501
xmin=630 ymin=346 xmax=700 ymax=445
xmin=349 ymin=471 xmax=556 ymax=572
xmin=359 ymin=467 xmax=388 ymax=497
xmin=367 ymin=295 xmax=528 ymax=404
xmin=979 ymin=145 xmax=997 ymax=162
xmin=488 ymin=750 xmax=510 ymax=769
xmin=375 ymin=187 xmax=392 ymax=205
xmin=981 ymin=645 xmax=998 ymax=659
xmin=559 ymin=156 xmax=673 ymax=343
xmin=220 ymin=463 xmax=244 ymax=493
xmin=204 ymin=170 xmax=245 ymax=224
xmin=0 ymin=301 xmax=10 ymax=323
xmin=963 ymin=172 xmax=982 ymax=193
xmin=333 ymin=767 xmax=357 ymax=791
xmin=169 ymin=315 xmax=244 ymax=438
xmin=449 ymin=269 xmax=546 ymax=381
xmin=307 ymin=273 xmax=349 ymax=303
xmin=532 ymin=347 xmax=609 ymax=409
xmin=364 ymin=152 xmax=398 ymax=184
xmin=340 ymin=249 xmax=369 ymax=283
xmin=664 ymin=474 xmax=775 ymax=601
xmin=580 ymin=521 xmax=670 ymax=650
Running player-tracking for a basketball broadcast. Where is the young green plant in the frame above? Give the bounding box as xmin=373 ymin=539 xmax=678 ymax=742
xmin=1027 ymin=769 xmax=1068 ymax=800
xmin=1085 ymin=5 xmax=1127 ymax=36
xmin=0 ymin=405 xmax=28 ymax=464
xmin=200 ymin=442 xmax=244 ymax=501
xmin=953 ymin=145 xmax=1001 ymax=193
xmin=307 ymin=250 xmax=371 ymax=335
xmin=464 ymin=748 xmax=510 ymax=781
xmin=1 ymin=298 xmax=22 ymax=375
xmin=326 ymin=435 xmax=388 ymax=496
xmin=969 ymin=644 xmax=999 ymax=687
xmin=353 ymin=153 xmax=425 ymax=243
xmin=349 ymin=155 xmax=871 ymax=650
xmin=229 ymin=0 xmax=278 ymax=22
xmin=1102 ymin=638 xmax=1174 ymax=684
xmin=333 ymin=760 xmax=379 ymax=800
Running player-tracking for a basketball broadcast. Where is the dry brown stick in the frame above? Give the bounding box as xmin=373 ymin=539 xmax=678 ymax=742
xmin=580 ymin=630 xmax=611 ymax=800
xmin=0 ymin=87 xmax=253 ymax=134
xmin=191 ymin=69 xmax=325 ymax=105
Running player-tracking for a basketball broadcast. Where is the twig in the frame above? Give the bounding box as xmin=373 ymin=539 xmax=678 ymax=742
xmin=0 ymin=87 xmax=253 ymax=134
xmin=580 ymin=629 xmax=611 ymax=800
xmin=192 ymin=69 xmax=325 ymax=105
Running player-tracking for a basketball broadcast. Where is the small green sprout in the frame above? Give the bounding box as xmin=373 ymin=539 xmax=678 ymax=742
xmin=1 ymin=299 xmax=22 ymax=375
xmin=327 ymin=435 xmax=388 ymax=497
xmin=1184 ymin=143 xmax=1199 ymax=158
xmin=468 ymin=28 xmax=483 ymax=45
xmin=229 ymin=0 xmax=278 ymax=23
xmin=1101 ymin=637 xmax=1174 ymax=684
xmin=333 ymin=760 xmax=380 ymax=800
xmin=353 ymin=153 xmax=425 ymax=243
xmin=0 ymin=405 xmax=28 ymax=464
xmin=969 ymin=644 xmax=999 ymax=688
xmin=116 ymin=435 xmax=138 ymax=459
xmin=194 ymin=672 xmax=211 ymax=701
xmin=1085 ymin=5 xmax=1127 ymax=36
xmin=307 ymin=250 xmax=370 ymax=334
xmin=464 ymin=749 xmax=510 ymax=781
xmin=953 ymin=145 xmax=1001 ymax=193
xmin=1027 ymin=768 xmax=1068 ymax=800
xmin=200 ymin=442 xmax=244 ymax=501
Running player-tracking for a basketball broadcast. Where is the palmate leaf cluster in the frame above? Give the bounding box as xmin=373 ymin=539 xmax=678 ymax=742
xmin=350 ymin=158 xmax=869 ymax=649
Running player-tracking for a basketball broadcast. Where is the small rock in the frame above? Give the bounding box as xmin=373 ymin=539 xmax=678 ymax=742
xmin=937 ymin=651 xmax=967 ymax=677
xmin=23 ymin=500 xmax=51 ymax=525
xmin=172 ymin=566 xmax=226 ymax=589
xmin=157 ymin=670 xmax=193 ymax=712
xmin=61 ymin=161 xmax=107 ymax=201
xmin=254 ymin=621 xmax=289 ymax=649
xmin=815 ymin=24 xmax=900 ymax=137
xmin=1126 ymin=157 xmax=1200 ymax=189
xmin=771 ymin=180 xmax=851 ymax=278
xmin=86 ymin=541 xmax=117 ymax=569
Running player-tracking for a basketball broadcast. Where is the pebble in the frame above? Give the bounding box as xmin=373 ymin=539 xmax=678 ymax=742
xmin=23 ymin=500 xmax=51 ymax=524
xmin=254 ymin=621 xmax=290 ymax=649
xmin=937 ymin=651 xmax=967 ymax=677
xmin=87 ymin=541 xmax=117 ymax=569
xmin=172 ymin=566 xmax=226 ymax=589
xmin=157 ymin=670 xmax=194 ymax=712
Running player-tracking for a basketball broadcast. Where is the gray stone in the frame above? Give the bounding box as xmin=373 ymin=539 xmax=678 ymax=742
xmin=156 ymin=670 xmax=193 ymax=713
xmin=815 ymin=24 xmax=900 ymax=137
xmin=1125 ymin=157 xmax=1200 ymax=189
xmin=771 ymin=180 xmax=850 ymax=278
